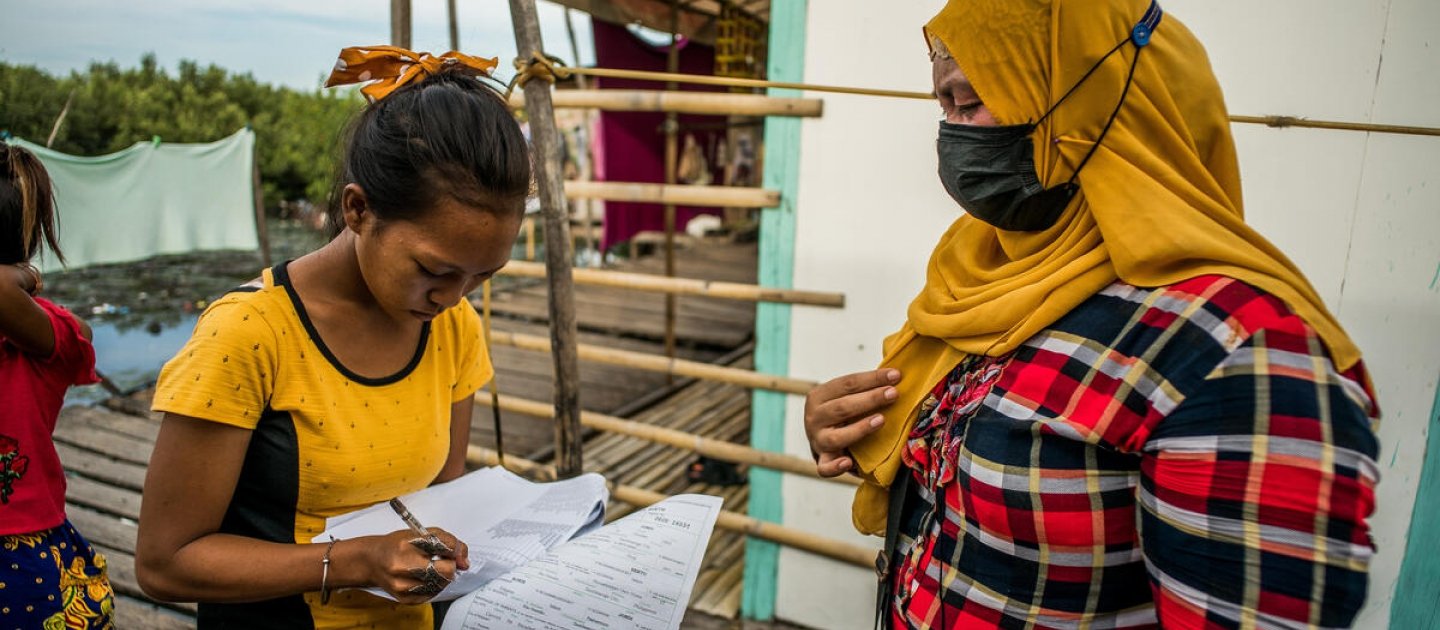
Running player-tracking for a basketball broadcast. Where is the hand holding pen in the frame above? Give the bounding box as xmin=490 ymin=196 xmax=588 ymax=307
xmin=375 ymin=498 xmax=469 ymax=600
xmin=390 ymin=498 xmax=455 ymax=556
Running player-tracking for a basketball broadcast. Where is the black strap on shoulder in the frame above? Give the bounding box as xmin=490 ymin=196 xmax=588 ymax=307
xmin=874 ymin=471 xmax=913 ymax=630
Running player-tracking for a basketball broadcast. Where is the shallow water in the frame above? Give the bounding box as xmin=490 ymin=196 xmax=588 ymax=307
xmin=48 ymin=217 xmax=553 ymax=407
xmin=50 ymin=218 xmax=324 ymax=406
xmin=67 ymin=314 xmax=200 ymax=406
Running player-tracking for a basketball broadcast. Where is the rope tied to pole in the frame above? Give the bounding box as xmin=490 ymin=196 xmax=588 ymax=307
xmin=506 ymin=50 xmax=572 ymax=101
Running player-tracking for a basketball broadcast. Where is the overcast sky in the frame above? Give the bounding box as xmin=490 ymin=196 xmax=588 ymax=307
xmin=0 ymin=0 xmax=596 ymax=90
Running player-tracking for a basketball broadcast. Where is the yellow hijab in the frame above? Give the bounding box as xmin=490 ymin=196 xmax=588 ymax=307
xmin=848 ymin=0 xmax=1363 ymax=535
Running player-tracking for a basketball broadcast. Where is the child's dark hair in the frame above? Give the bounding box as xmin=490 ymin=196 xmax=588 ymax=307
xmin=326 ymin=69 xmax=532 ymax=237
xmin=0 ymin=144 xmax=65 ymax=265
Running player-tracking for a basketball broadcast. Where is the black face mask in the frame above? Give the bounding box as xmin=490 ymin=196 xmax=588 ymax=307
xmin=936 ymin=0 xmax=1163 ymax=232
xmin=937 ymin=121 xmax=1078 ymax=231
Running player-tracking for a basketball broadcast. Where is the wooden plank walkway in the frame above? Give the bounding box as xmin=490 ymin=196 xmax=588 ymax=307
xmin=471 ymin=239 xmax=756 ymax=459
xmin=469 ymin=315 xmax=728 ymax=458
xmin=491 ymin=239 xmax=759 ymax=349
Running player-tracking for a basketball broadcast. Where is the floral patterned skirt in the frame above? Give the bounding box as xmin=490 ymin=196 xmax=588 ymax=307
xmin=1 ymin=519 xmax=114 ymax=630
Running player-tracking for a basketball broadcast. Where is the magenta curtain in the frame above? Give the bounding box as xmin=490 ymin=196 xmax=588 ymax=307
xmin=591 ymin=19 xmax=725 ymax=252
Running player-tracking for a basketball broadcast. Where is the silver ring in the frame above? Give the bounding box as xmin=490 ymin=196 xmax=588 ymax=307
xmin=407 ymin=580 xmax=445 ymax=597
xmin=408 ymin=536 xmax=454 ymax=557
xmin=407 ymin=559 xmax=448 ymax=584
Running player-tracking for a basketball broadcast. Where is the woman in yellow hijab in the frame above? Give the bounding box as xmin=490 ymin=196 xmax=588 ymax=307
xmin=802 ymin=0 xmax=1381 ymax=627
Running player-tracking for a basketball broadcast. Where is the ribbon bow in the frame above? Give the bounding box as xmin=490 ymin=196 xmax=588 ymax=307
xmin=325 ymin=45 xmax=499 ymax=101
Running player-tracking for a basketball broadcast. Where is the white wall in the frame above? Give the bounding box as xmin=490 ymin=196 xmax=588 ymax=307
xmin=774 ymin=1 xmax=1440 ymax=629
xmin=1170 ymin=2 xmax=1440 ymax=627
xmin=773 ymin=2 xmax=951 ymax=627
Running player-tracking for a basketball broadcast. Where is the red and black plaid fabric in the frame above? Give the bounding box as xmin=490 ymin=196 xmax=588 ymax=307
xmin=887 ymin=275 xmax=1380 ymax=629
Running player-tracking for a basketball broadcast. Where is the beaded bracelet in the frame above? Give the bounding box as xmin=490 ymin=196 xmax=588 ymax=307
xmin=320 ymin=536 xmax=339 ymax=605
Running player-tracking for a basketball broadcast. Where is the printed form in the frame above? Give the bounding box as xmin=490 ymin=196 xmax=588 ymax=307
xmin=317 ymin=467 xmax=608 ymax=602
xmin=441 ymin=494 xmax=723 ymax=630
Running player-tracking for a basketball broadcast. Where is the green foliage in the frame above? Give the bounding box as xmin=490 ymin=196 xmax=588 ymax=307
xmin=0 ymin=55 xmax=363 ymax=210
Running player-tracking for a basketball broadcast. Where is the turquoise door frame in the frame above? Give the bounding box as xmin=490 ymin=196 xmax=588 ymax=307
xmin=1391 ymin=376 xmax=1440 ymax=628
xmin=742 ymin=0 xmax=808 ymax=620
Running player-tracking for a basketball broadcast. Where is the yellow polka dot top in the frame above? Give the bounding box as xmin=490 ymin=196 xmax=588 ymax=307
xmin=152 ymin=263 xmax=491 ymax=629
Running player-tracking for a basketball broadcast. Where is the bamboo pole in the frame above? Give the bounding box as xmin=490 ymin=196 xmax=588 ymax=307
xmin=663 ymin=2 xmax=681 ymax=375
xmin=466 ymin=446 xmax=876 ymax=569
xmin=389 ymin=0 xmax=411 ymax=49
xmin=488 ymin=329 xmax=818 ymax=395
xmin=45 ymin=90 xmax=75 ymax=148
xmin=562 ymin=8 xmax=597 ymax=262
xmin=1228 ymin=115 xmax=1440 ymax=138
xmin=561 ymin=66 xmax=935 ymax=101
xmin=446 ymin=0 xmax=459 ymax=51
xmin=543 ymin=65 xmax=1440 ymax=138
xmin=564 ymin=181 xmax=778 ymax=208
xmin=508 ymin=0 xmax=584 ymax=477
xmin=496 ymin=260 xmax=845 ymax=307
xmin=482 ymin=393 xmax=860 ymax=487
xmin=510 ymin=90 xmax=824 ymax=117
xmin=523 ymin=216 xmax=536 ymax=261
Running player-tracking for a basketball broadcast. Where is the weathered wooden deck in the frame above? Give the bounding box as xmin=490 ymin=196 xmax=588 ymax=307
xmin=53 ymin=239 xmax=786 ymax=627
xmin=470 ymin=238 xmax=758 ymax=460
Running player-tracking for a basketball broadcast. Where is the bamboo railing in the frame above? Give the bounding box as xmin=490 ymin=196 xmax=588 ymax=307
xmin=496 ymin=261 xmax=846 ymax=307
xmin=480 ymin=393 xmax=861 ymax=487
xmin=536 ymin=64 xmax=1440 ymax=138
xmin=511 ymin=89 xmax=824 ymax=118
xmin=563 ymin=180 xmax=779 ymax=208
xmin=466 ymin=446 xmax=876 ymax=569
xmin=488 ymin=330 xmax=818 ymax=395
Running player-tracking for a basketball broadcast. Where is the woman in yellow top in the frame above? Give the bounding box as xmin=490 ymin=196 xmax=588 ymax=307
xmin=135 ymin=48 xmax=528 ymax=629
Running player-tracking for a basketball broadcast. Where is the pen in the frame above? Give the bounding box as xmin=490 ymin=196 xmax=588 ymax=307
xmin=389 ymin=498 xmax=455 ymax=557
xmin=389 ymin=498 xmax=435 ymax=541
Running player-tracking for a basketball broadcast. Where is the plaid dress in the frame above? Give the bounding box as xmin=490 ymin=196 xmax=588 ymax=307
xmin=887 ymin=275 xmax=1379 ymax=629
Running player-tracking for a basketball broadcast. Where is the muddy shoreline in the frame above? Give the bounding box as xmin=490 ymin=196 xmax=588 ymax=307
xmin=43 ymin=218 xmax=329 ymax=333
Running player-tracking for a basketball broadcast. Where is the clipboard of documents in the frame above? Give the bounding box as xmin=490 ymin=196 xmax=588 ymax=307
xmin=316 ymin=467 xmax=723 ymax=629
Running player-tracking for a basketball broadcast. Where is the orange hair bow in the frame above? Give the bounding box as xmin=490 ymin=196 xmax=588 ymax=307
xmin=324 ymin=45 xmax=500 ymax=101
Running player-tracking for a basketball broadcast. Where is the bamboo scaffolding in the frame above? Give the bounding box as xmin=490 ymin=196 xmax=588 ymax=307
xmin=466 ymin=446 xmax=876 ymax=569
xmin=508 ymin=0 xmax=584 ymax=477
xmin=496 ymin=260 xmax=845 ymax=307
xmin=564 ymin=180 xmax=778 ymax=208
xmin=482 ymin=393 xmax=861 ymax=487
xmin=488 ymin=330 xmax=817 ymax=395
xmin=510 ymin=90 xmax=824 ymax=117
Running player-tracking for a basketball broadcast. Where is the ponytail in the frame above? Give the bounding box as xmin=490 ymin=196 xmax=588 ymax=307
xmin=0 ymin=144 xmax=65 ymax=265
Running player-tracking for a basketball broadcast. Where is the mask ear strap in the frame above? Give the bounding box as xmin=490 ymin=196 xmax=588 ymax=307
xmin=1033 ymin=37 xmax=1128 ymax=129
xmin=1061 ymin=0 xmax=1164 ymax=184
xmin=1064 ymin=45 xmax=1142 ymax=185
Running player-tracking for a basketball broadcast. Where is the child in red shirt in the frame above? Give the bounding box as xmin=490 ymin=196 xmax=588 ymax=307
xmin=0 ymin=143 xmax=113 ymax=628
